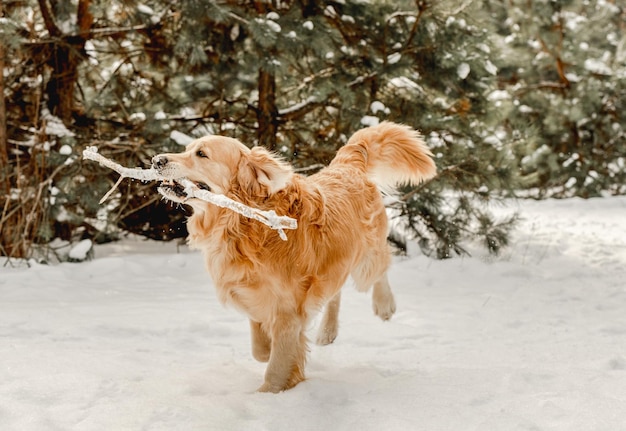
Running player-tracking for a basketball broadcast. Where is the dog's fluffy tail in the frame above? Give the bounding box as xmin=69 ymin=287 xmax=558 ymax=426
xmin=332 ymin=122 xmax=437 ymax=191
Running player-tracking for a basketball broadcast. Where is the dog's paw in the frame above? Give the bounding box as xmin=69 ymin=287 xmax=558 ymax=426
xmin=315 ymin=327 xmax=338 ymax=346
xmin=257 ymin=382 xmax=283 ymax=393
xmin=373 ymin=294 xmax=396 ymax=321
xmin=252 ymin=349 xmax=270 ymax=363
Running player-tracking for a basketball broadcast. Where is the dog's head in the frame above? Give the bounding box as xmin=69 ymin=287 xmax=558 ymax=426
xmin=152 ymin=135 xmax=293 ymax=210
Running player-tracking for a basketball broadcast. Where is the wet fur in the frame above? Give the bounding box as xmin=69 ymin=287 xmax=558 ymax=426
xmin=153 ymin=122 xmax=436 ymax=392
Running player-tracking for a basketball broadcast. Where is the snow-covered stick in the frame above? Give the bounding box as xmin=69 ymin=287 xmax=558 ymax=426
xmin=174 ymin=179 xmax=296 ymax=240
xmin=82 ymin=146 xmax=160 ymax=204
xmin=82 ymin=146 xmax=297 ymax=240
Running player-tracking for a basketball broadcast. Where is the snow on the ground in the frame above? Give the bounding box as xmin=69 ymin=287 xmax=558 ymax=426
xmin=1 ymin=197 xmax=626 ymax=431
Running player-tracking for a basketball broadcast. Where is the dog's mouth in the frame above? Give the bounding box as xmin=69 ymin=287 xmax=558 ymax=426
xmin=159 ymin=179 xmax=211 ymax=199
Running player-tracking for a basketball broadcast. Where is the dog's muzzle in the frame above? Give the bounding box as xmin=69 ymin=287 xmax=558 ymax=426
xmin=152 ymin=155 xmax=212 ymax=200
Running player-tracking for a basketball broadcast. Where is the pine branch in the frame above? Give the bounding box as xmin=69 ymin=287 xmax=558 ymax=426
xmin=386 ymin=3 xmax=427 ymax=53
xmin=347 ymin=72 xmax=378 ymax=88
xmin=513 ymin=82 xmax=569 ymax=96
xmin=278 ymin=96 xmax=322 ymax=121
xmin=37 ymin=0 xmax=61 ymax=37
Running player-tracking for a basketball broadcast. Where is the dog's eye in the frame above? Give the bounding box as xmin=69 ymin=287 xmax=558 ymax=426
xmin=196 ymin=150 xmax=208 ymax=159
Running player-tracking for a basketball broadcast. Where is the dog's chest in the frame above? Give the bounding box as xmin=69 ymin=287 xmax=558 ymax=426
xmin=213 ymin=274 xmax=284 ymax=323
xmin=198 ymin=241 xmax=276 ymax=321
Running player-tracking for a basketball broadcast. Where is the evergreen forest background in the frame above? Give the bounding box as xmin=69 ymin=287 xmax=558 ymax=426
xmin=1 ymin=0 xmax=624 ymax=261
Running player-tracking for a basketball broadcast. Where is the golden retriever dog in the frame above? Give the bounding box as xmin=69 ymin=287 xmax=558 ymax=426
xmin=153 ymin=122 xmax=436 ymax=392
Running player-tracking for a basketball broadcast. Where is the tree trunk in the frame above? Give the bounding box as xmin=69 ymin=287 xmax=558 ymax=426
xmin=39 ymin=0 xmax=93 ymax=125
xmin=0 ymin=2 xmax=7 ymax=176
xmin=0 ymin=15 xmax=20 ymax=258
xmin=0 ymin=2 xmax=16 ymax=258
xmin=257 ymin=69 xmax=278 ymax=151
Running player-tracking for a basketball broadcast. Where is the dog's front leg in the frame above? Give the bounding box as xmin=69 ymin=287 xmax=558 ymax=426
xmin=257 ymin=312 xmax=307 ymax=393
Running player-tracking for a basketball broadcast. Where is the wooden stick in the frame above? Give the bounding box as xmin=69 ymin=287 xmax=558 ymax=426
xmin=82 ymin=146 xmax=297 ymax=240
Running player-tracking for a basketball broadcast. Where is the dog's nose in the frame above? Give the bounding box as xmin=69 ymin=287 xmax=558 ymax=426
xmin=152 ymin=155 xmax=168 ymax=170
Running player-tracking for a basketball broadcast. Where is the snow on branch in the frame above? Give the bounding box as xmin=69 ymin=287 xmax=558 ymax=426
xmin=82 ymin=146 xmax=297 ymax=240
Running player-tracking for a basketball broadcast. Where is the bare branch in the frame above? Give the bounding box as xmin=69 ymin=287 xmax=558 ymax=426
xmin=82 ymin=147 xmax=297 ymax=240
xmin=37 ymin=0 xmax=61 ymax=37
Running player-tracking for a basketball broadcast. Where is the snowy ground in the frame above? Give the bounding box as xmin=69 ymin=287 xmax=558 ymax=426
xmin=1 ymin=197 xmax=626 ymax=431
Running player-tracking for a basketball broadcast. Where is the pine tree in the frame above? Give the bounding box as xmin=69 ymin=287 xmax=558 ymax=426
xmin=161 ymin=0 xmax=520 ymax=258
xmin=1 ymin=0 xmax=521 ymax=259
xmin=486 ymin=0 xmax=626 ymax=197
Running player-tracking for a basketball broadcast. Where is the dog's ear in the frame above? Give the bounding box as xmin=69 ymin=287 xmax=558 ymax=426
xmin=238 ymin=146 xmax=293 ymax=195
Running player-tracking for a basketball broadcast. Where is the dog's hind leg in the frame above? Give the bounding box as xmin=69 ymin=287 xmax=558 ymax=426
xmin=250 ymin=320 xmax=271 ymax=362
xmin=316 ymin=291 xmax=341 ymax=345
xmin=372 ymin=272 xmax=396 ymax=321
xmin=352 ymin=244 xmax=396 ymax=321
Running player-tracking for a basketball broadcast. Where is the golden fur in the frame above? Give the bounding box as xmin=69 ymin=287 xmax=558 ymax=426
xmin=153 ymin=122 xmax=436 ymax=392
